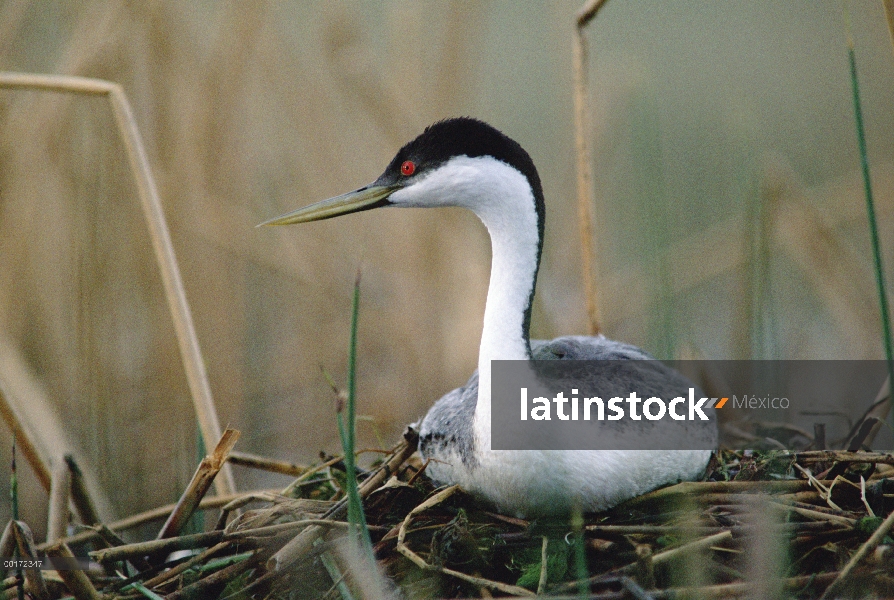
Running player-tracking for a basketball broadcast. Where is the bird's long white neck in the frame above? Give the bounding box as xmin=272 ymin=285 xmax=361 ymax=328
xmin=387 ymin=155 xmax=542 ymax=448
xmin=472 ymin=196 xmax=540 ymax=448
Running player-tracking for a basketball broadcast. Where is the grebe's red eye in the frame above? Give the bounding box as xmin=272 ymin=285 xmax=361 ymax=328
xmin=400 ymin=160 xmax=415 ymax=176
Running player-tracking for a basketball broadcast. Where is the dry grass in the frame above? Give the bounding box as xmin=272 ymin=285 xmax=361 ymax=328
xmin=3 ymin=432 xmax=893 ymax=599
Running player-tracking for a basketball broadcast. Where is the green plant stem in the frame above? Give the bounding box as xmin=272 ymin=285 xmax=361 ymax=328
xmin=340 ymin=271 xmax=374 ymax=557
xmin=844 ymin=6 xmax=894 ymax=422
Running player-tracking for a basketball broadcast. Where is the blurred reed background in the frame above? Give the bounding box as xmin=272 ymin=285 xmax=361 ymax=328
xmin=0 ymin=1 xmax=892 ymax=538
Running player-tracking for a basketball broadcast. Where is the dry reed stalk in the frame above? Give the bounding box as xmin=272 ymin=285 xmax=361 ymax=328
xmin=43 ymin=542 xmax=100 ymax=600
xmin=165 ymin=552 xmax=263 ymax=600
xmin=820 ymin=503 xmax=894 ymax=599
xmin=157 ymin=427 xmax=240 ymax=540
xmin=573 ymin=0 xmax=610 ymax=336
xmin=537 ymin=535 xmax=549 ymax=595
xmin=139 ymin=540 xmax=231 ymax=589
xmin=46 ymin=458 xmax=71 ymax=543
xmin=10 ymin=521 xmax=50 ymax=600
xmin=769 ymin=501 xmax=857 ymax=528
xmin=268 ymin=428 xmax=417 ymax=572
xmin=553 ymin=530 xmax=733 ymax=594
xmin=795 ymin=450 xmax=894 ymax=464
xmin=227 ymin=451 xmax=306 ymax=476
xmin=63 ymin=455 xmax=100 ymax=528
xmin=36 ymin=489 xmax=281 ymax=551
xmin=0 ymin=71 xmax=235 ymax=497
xmin=885 ymin=0 xmax=894 ymax=53
xmin=0 ymin=383 xmax=51 ymax=492
xmin=621 ymin=479 xmax=826 ymax=509
xmin=397 ymin=483 xmax=535 ymax=597
xmin=646 ymin=571 xmax=840 ymax=600
xmin=94 ymin=518 xmax=358 ymax=564
xmin=0 ymin=521 xmax=14 ymax=562
xmin=93 ymin=524 xmax=153 ymax=573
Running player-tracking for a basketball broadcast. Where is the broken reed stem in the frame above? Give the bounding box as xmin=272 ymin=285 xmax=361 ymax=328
xmin=164 ymin=550 xmax=261 ymax=600
xmin=794 ymin=450 xmax=894 ymax=464
xmin=267 ymin=428 xmax=418 ymax=572
xmin=92 ymin=519 xmax=353 ymax=564
xmin=572 ymin=0 xmax=610 ymax=336
xmin=139 ymin=541 xmax=231 ymax=589
xmin=620 ymin=479 xmax=830 ymax=509
xmin=10 ymin=521 xmax=49 ymax=600
xmin=0 ymin=385 xmax=51 ymax=492
xmin=227 ymin=451 xmax=306 ymax=477
xmin=0 ymin=72 xmax=234 ymax=497
xmin=820 ymin=503 xmax=894 ymax=599
xmin=554 ymin=530 xmax=734 ymax=594
xmin=157 ymin=427 xmax=240 ymax=539
xmin=64 ymin=455 xmax=100 ymax=527
xmin=396 ymin=485 xmax=534 ymax=597
xmin=46 ymin=457 xmax=71 ymax=544
xmin=44 ymin=542 xmax=101 ymax=600
xmin=36 ymin=489 xmax=281 ymax=551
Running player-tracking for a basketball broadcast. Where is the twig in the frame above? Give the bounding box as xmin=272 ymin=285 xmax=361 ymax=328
xmin=44 ymin=541 xmax=101 ymax=600
xmin=227 ymin=451 xmax=306 ymax=476
xmin=164 ymin=549 xmax=262 ymax=600
xmin=820 ymin=506 xmax=894 ymax=599
xmin=93 ymin=524 xmax=153 ymax=573
xmin=157 ymin=428 xmax=241 ymax=540
xmin=93 ymin=519 xmax=355 ymax=564
xmin=267 ymin=428 xmax=417 ymax=572
xmin=554 ymin=531 xmax=733 ymax=594
xmin=647 ymin=571 xmax=840 ymax=599
xmin=396 ymin=485 xmax=534 ymax=596
xmin=36 ymin=489 xmax=282 ymax=550
xmin=794 ymin=450 xmax=894 ymax=464
xmin=138 ymin=541 xmax=231 ymax=590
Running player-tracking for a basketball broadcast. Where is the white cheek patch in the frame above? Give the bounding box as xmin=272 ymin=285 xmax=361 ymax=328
xmin=388 ymin=156 xmax=532 ymax=214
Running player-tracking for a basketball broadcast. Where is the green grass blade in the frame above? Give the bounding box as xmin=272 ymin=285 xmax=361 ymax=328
xmin=338 ymin=270 xmax=375 ymax=557
xmin=10 ymin=435 xmax=18 ymax=521
xmin=843 ymin=4 xmax=894 ymax=419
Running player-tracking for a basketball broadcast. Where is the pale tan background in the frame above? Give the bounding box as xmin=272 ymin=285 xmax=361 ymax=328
xmin=1 ymin=1 xmax=893 ymax=537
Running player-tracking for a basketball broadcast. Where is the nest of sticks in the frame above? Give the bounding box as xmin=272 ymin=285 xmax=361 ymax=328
xmin=3 ymin=427 xmax=894 ymax=600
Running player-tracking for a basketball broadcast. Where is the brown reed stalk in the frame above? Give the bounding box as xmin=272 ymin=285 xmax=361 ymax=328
xmin=227 ymin=451 xmax=306 ymax=477
xmin=45 ymin=458 xmax=71 ymax=543
xmin=43 ymin=542 xmax=100 ymax=600
xmin=573 ymin=0 xmax=610 ymax=336
xmin=267 ymin=428 xmax=418 ymax=572
xmin=63 ymin=455 xmax=100 ymax=527
xmin=36 ymin=489 xmax=281 ymax=551
xmin=0 ymin=385 xmax=50 ymax=492
xmin=156 ymin=428 xmax=240 ymax=540
xmin=0 ymin=72 xmax=235 ymax=497
xmin=9 ymin=521 xmax=49 ymax=600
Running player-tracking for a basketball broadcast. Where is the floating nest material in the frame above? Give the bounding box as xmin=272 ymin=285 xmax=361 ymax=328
xmin=4 ymin=428 xmax=894 ymax=600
